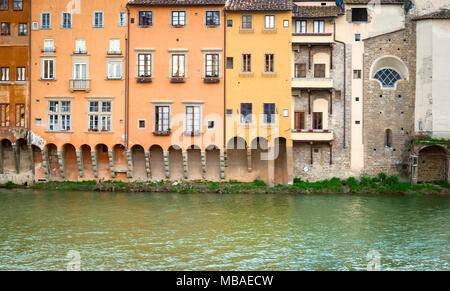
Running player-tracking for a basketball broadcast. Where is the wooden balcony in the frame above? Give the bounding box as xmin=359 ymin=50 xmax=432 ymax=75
xmin=291 ymin=130 xmax=334 ymax=142
xmin=70 ymin=79 xmax=90 ymax=92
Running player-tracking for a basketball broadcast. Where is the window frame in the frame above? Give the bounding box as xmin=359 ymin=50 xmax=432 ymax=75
xmin=295 ymin=63 xmax=307 ymax=78
xmin=47 ymin=100 xmax=72 ymax=132
xmin=18 ymin=23 xmax=27 ymax=35
xmin=13 ymin=0 xmax=23 ymax=11
xmin=154 ymin=105 xmax=171 ymax=133
xmin=93 ymin=11 xmax=104 ymax=28
xmin=61 ymin=12 xmax=72 ymax=29
xmin=204 ymin=52 xmax=220 ymax=78
xmin=87 ymin=100 xmax=112 ymax=133
xmin=15 ymin=103 xmax=25 ymax=127
xmin=106 ymin=59 xmax=123 ymax=80
xmin=171 ymin=53 xmax=186 ymax=78
xmin=0 ymin=104 xmax=10 ymax=127
xmin=109 ymin=39 xmax=121 ymax=54
xmin=294 ymin=111 xmax=305 ymax=130
xmin=171 ymin=10 xmax=187 ymax=27
xmin=1 ymin=22 xmax=10 ymax=35
xmin=41 ymin=12 xmax=51 ymax=29
xmin=16 ymin=66 xmax=26 ymax=81
xmin=1 ymin=67 xmax=10 ymax=81
xmin=75 ymin=39 xmax=86 ymax=54
xmin=240 ymin=103 xmax=253 ymax=124
xmin=314 ymin=64 xmax=326 ymax=78
xmin=313 ymin=20 xmax=325 ymax=33
xmin=205 ymin=10 xmax=221 ymax=27
xmin=41 ymin=58 xmax=55 ymax=80
xmin=0 ymin=0 xmax=8 ymax=11
xmin=242 ymin=54 xmax=251 ymax=73
xmin=264 ymin=15 xmax=275 ymax=30
xmin=138 ymin=11 xmax=153 ymax=27
xmin=263 ymin=103 xmax=275 ymax=124
xmin=313 ymin=112 xmax=323 ymax=130
xmin=184 ymin=104 xmax=202 ymax=133
xmin=264 ymin=54 xmax=275 ymax=73
xmin=119 ymin=12 xmax=127 ymax=27
xmin=241 ymin=15 xmax=252 ymax=29
xmin=137 ymin=52 xmax=153 ymax=78
xmin=295 ymin=20 xmax=306 ymax=33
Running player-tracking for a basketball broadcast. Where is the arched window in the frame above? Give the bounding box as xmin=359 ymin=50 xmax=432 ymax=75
xmin=385 ymin=129 xmax=392 ymax=148
xmin=374 ymin=68 xmax=402 ymax=88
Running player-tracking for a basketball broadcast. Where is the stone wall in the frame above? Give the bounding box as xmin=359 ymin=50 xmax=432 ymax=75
xmin=362 ymin=22 xmax=417 ymax=177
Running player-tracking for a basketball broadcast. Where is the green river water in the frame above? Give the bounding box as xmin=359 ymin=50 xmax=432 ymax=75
xmin=0 ymin=189 xmax=448 ymax=270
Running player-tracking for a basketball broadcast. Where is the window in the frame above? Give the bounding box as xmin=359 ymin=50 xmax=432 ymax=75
xmin=75 ymin=39 xmax=86 ymax=53
xmin=374 ymin=68 xmax=402 ymax=88
xmin=1 ymin=67 xmax=9 ymax=81
xmin=88 ymin=101 xmax=112 ymax=132
xmin=73 ymin=63 xmax=87 ymax=80
xmin=13 ymin=0 xmax=22 ymax=11
xmin=242 ymin=15 xmax=252 ymax=29
xmin=15 ymin=104 xmax=25 ymax=127
xmin=0 ymin=0 xmax=8 ymax=10
xmin=48 ymin=100 xmax=71 ymax=131
xmin=42 ymin=59 xmax=55 ymax=80
xmin=353 ymin=70 xmax=361 ymax=79
xmin=264 ymin=15 xmax=275 ymax=29
xmin=139 ymin=11 xmax=152 ymax=27
xmin=295 ymin=63 xmax=306 ymax=78
xmin=294 ymin=112 xmax=305 ymax=130
xmin=107 ymin=60 xmax=122 ymax=79
xmin=313 ymin=20 xmax=324 ymax=33
xmin=44 ymin=39 xmax=54 ymax=53
xmin=155 ymin=106 xmax=170 ymax=132
xmin=227 ymin=19 xmax=233 ymax=27
xmin=0 ymin=104 xmax=9 ymax=127
xmin=171 ymin=54 xmax=185 ymax=78
xmin=41 ymin=13 xmax=51 ymax=29
xmin=313 ymin=112 xmax=323 ymax=130
xmin=205 ymin=53 xmax=219 ymax=78
xmin=138 ymin=119 xmax=146 ymax=129
xmin=93 ymin=11 xmax=104 ymax=28
xmin=295 ymin=20 xmax=306 ymax=33
xmin=172 ymin=11 xmax=186 ymax=27
xmin=385 ymin=129 xmax=392 ymax=148
xmin=138 ymin=53 xmax=152 ymax=77
xmin=314 ymin=64 xmax=326 ymax=78
xmin=352 ymin=8 xmax=368 ymax=22
xmin=1 ymin=22 xmax=10 ymax=35
xmin=206 ymin=11 xmax=220 ymax=26
xmin=16 ymin=67 xmax=25 ymax=81
xmin=355 ymin=33 xmax=361 ymax=41
xmin=264 ymin=54 xmax=274 ymax=73
xmin=226 ymin=57 xmax=233 ymax=69
xmin=242 ymin=54 xmax=251 ymax=73
xmin=109 ymin=39 xmax=121 ymax=54
xmin=119 ymin=12 xmax=127 ymax=27
xmin=264 ymin=103 xmax=275 ymax=124
xmin=18 ymin=23 xmax=27 ymax=35
xmin=185 ymin=106 xmax=201 ymax=132
xmin=283 ymin=20 xmax=289 ymax=27
xmin=240 ymin=103 xmax=252 ymax=124
xmin=62 ymin=12 xmax=72 ymax=28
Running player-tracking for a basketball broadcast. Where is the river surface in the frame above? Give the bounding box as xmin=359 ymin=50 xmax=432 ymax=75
xmin=0 ymin=189 xmax=449 ymax=271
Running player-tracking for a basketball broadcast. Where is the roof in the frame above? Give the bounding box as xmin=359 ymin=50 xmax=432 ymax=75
xmin=128 ymin=0 xmax=226 ymax=6
xmin=344 ymin=0 xmax=403 ymax=4
xmin=413 ymin=9 xmax=450 ymax=20
xmin=225 ymin=0 xmax=293 ymax=12
xmin=293 ymin=5 xmax=343 ymax=18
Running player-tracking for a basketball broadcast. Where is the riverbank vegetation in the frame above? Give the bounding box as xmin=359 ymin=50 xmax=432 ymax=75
xmin=1 ymin=173 xmax=449 ymax=196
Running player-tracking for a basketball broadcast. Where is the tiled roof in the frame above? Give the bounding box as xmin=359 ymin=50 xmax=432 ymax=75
xmin=225 ymin=0 xmax=292 ymax=11
xmin=344 ymin=0 xmax=403 ymax=4
xmin=413 ymin=9 xmax=450 ymax=20
xmin=128 ymin=0 xmax=226 ymax=6
xmin=293 ymin=5 xmax=343 ymax=18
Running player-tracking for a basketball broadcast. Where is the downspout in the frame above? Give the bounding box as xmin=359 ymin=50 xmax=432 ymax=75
xmin=333 ymin=19 xmax=347 ymax=149
xmin=27 ymin=0 xmax=32 ymax=145
xmin=125 ymin=5 xmax=130 ymax=150
xmin=223 ymin=9 xmax=226 ymax=151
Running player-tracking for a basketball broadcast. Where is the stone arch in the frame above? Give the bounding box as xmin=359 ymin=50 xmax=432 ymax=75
xmin=113 ymin=144 xmax=127 ymax=179
xmin=226 ymin=137 xmax=249 ymax=181
xmin=274 ymin=137 xmax=288 ymax=185
xmin=80 ymin=144 xmax=95 ymax=180
xmin=63 ymin=144 xmax=78 ymax=181
xmin=46 ymin=143 xmax=62 ymax=181
xmin=149 ymin=145 xmax=165 ymax=181
xmin=205 ymin=145 xmax=221 ymax=181
xmin=418 ymin=146 xmax=448 ymax=182
xmin=17 ymin=138 xmax=31 ymax=174
xmin=1 ymin=139 xmax=15 ymax=174
xmin=187 ymin=145 xmax=202 ymax=180
xmin=312 ymin=98 xmax=329 ymax=129
xmin=131 ymin=145 xmax=147 ymax=181
xmin=32 ymin=145 xmax=46 ymax=181
xmin=168 ymin=145 xmax=184 ymax=180
xmin=251 ymin=137 xmax=269 ymax=182
xmin=370 ymin=55 xmax=408 ymax=89
xmin=95 ymin=144 xmax=111 ymax=179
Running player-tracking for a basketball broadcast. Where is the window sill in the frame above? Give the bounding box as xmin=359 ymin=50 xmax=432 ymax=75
xmin=40 ymin=78 xmax=56 ymax=81
xmin=239 ymin=28 xmax=254 ymax=33
xmin=106 ymin=77 xmax=123 ymax=81
xmin=206 ymin=24 xmax=220 ymax=28
xmin=239 ymin=72 xmax=254 ymax=78
xmin=86 ymin=131 xmax=114 ymax=134
xmin=46 ymin=131 xmax=73 ymax=134
xmin=238 ymin=124 xmax=255 ymax=129
xmin=203 ymin=77 xmax=220 ymax=83
xmin=153 ymin=131 xmax=171 ymax=136
xmin=0 ymin=81 xmax=11 ymax=84
xmin=138 ymin=25 xmax=153 ymax=28
xmin=262 ymin=28 xmax=277 ymax=33
xmin=107 ymin=51 xmax=122 ymax=56
xmin=171 ymin=24 xmax=186 ymax=28
xmin=292 ymin=33 xmax=332 ymax=36
xmin=170 ymin=77 xmax=185 ymax=83
xmin=137 ymin=77 xmax=152 ymax=83
xmin=184 ymin=131 xmax=202 ymax=137
xmin=262 ymin=72 xmax=277 ymax=78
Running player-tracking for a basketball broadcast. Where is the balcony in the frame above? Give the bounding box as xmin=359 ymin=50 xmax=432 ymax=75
xmin=70 ymin=79 xmax=90 ymax=92
xmin=292 ymin=77 xmax=333 ymax=89
xmin=292 ymin=32 xmax=333 ymax=44
xmin=291 ymin=130 xmax=334 ymax=142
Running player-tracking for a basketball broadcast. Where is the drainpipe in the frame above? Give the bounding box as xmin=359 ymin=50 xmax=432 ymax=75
xmin=223 ymin=9 xmax=226 ymax=151
xmin=27 ymin=0 xmax=32 ymax=145
xmin=125 ymin=5 xmax=130 ymax=150
xmin=333 ymin=19 xmax=347 ymax=149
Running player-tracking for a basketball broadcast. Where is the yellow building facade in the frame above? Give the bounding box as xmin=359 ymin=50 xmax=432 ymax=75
xmin=225 ymin=0 xmax=293 ymax=185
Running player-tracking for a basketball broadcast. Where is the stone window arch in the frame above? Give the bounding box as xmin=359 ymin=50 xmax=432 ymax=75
xmin=374 ymin=68 xmax=402 ymax=88
xmin=370 ymin=55 xmax=408 ymax=89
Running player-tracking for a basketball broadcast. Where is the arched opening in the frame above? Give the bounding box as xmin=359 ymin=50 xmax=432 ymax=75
xmin=251 ymin=137 xmax=269 ymax=182
xmin=370 ymin=55 xmax=408 ymax=89
xmin=95 ymin=144 xmax=111 ymax=180
xmin=131 ymin=145 xmax=147 ymax=181
xmin=168 ymin=145 xmax=183 ymax=180
xmin=312 ymin=98 xmax=329 ymax=130
xmin=149 ymin=145 xmax=165 ymax=181
xmin=274 ymin=138 xmax=288 ymax=185
xmin=63 ymin=144 xmax=78 ymax=181
xmin=17 ymin=138 xmax=31 ymax=173
xmin=113 ymin=144 xmax=127 ymax=179
xmin=385 ymin=129 xmax=393 ymax=148
xmin=374 ymin=68 xmax=402 ymax=88
xmin=46 ymin=143 xmax=62 ymax=181
xmin=81 ymin=144 xmax=95 ymax=180
xmin=226 ymin=137 xmax=249 ymax=181
xmin=1 ymin=139 xmax=14 ymax=173
xmin=32 ymin=145 xmax=46 ymax=181
xmin=418 ymin=146 xmax=448 ymax=182
xmin=187 ymin=145 xmax=202 ymax=180
xmin=205 ymin=145 xmax=221 ymax=181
